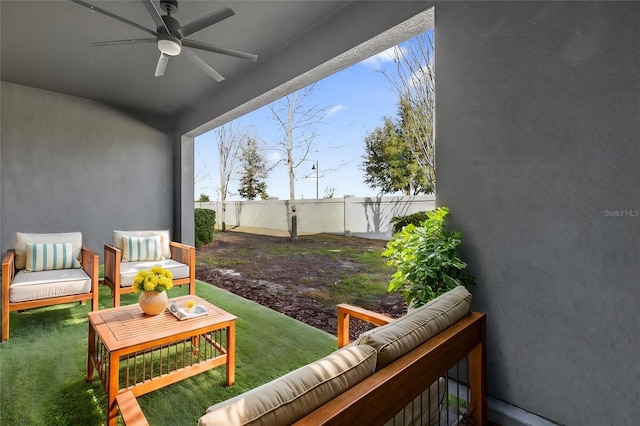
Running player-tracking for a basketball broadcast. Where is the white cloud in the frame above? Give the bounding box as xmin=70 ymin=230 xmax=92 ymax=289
xmin=266 ymin=152 xmax=282 ymax=163
xmin=361 ymin=46 xmax=406 ymax=69
xmin=325 ymin=104 xmax=346 ymax=118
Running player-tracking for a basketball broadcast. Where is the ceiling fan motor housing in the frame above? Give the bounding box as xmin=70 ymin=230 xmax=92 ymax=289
xmin=157 ymin=14 xmax=182 ymax=55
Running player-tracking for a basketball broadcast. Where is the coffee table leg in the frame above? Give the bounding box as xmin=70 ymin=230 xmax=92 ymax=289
xmin=107 ymin=351 xmax=120 ymax=426
xmin=87 ymin=323 xmax=95 ymax=381
xmin=226 ymin=321 xmax=236 ymax=386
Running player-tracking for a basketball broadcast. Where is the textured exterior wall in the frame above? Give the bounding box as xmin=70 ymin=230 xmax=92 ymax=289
xmin=435 ymin=2 xmax=639 ymax=424
xmin=0 ymin=82 xmax=175 ymax=259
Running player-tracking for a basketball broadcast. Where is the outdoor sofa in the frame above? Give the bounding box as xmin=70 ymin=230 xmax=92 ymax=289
xmin=103 ymin=230 xmax=195 ymax=307
xmin=1 ymin=232 xmax=99 ymax=342
xmin=117 ymin=286 xmax=487 ymax=425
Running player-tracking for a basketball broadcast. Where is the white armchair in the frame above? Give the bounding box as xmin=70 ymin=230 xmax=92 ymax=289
xmin=2 ymin=232 xmax=99 ymax=342
xmin=103 ymin=230 xmax=195 ymax=307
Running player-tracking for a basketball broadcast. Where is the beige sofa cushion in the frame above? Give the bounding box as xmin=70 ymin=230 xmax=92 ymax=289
xmin=113 ymin=230 xmax=171 ymax=259
xmin=14 ymin=232 xmax=82 ymax=270
xmin=355 ymin=286 xmax=472 ymax=370
xmin=10 ymin=269 xmax=92 ymax=303
xmin=199 ymin=345 xmax=377 ymax=426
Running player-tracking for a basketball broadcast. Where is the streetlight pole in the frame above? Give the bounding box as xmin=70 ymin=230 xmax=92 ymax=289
xmin=311 ymin=161 xmax=319 ymax=198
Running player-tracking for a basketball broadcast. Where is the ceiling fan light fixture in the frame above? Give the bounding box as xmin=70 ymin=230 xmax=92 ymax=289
xmin=157 ymin=37 xmax=182 ymax=56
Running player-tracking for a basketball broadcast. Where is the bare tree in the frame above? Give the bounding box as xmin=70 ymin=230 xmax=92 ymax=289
xmin=382 ymin=32 xmax=436 ymax=193
xmin=269 ymin=85 xmax=326 ymax=240
xmin=323 ymin=186 xmax=336 ymax=198
xmin=216 ymin=123 xmax=245 ymax=231
xmin=194 ymin=152 xmax=215 ymax=201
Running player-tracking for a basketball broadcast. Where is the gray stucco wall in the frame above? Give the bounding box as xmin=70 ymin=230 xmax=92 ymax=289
xmin=435 ymin=2 xmax=639 ymax=424
xmin=0 ymin=81 xmax=176 ymax=259
xmin=174 ymin=134 xmax=195 ymax=245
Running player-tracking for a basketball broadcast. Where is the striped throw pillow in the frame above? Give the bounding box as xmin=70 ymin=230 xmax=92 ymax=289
xmin=121 ymin=235 xmax=164 ymax=262
xmin=25 ymin=242 xmax=81 ymax=272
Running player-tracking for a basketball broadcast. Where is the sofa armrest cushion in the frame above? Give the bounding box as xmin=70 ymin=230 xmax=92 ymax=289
xmin=113 ymin=230 xmax=171 ymax=259
xmin=14 ymin=232 xmax=82 ymax=270
xmin=355 ymin=286 xmax=472 ymax=370
xmin=199 ymin=345 xmax=377 ymax=426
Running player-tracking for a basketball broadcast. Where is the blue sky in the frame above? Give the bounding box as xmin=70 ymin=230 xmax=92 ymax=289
xmin=194 ymin=46 xmax=406 ymax=201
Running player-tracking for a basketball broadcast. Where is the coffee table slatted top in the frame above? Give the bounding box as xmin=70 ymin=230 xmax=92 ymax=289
xmin=89 ymin=295 xmax=236 ymax=351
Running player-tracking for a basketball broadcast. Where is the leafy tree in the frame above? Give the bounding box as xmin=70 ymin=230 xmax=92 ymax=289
xmin=196 ymin=193 xmax=210 ymax=202
xmin=237 ymin=137 xmax=269 ymax=200
xmin=362 ymin=116 xmax=429 ymax=195
xmin=383 ymin=32 xmax=436 ymax=192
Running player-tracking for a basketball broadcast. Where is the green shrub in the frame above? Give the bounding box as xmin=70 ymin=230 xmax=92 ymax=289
xmin=390 ymin=211 xmax=430 ymax=234
xmin=194 ymin=208 xmax=216 ymax=247
xmin=383 ymin=206 xmax=475 ymax=308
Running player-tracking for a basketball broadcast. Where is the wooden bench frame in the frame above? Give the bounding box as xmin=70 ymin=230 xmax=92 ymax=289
xmin=1 ymin=247 xmax=99 ymax=342
xmin=103 ymin=241 xmax=195 ymax=307
xmin=114 ymin=304 xmax=486 ymax=425
xmin=296 ymin=305 xmax=487 ymax=425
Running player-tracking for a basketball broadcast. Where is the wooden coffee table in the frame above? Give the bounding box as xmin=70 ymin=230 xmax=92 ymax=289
xmin=87 ymin=295 xmax=236 ymax=426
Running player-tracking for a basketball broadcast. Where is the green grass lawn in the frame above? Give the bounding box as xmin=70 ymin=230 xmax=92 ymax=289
xmin=0 ymin=281 xmax=337 ymax=425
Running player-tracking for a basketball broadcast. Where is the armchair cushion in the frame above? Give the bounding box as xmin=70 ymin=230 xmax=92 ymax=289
xmin=10 ymin=269 xmax=92 ymax=303
xmin=118 ymin=259 xmax=190 ymax=287
xmin=121 ymin=235 xmax=163 ymax=262
xmin=355 ymin=285 xmax=472 ymax=370
xmin=113 ymin=230 xmax=171 ymax=259
xmin=14 ymin=232 xmax=82 ymax=270
xmin=25 ymin=242 xmax=80 ymax=272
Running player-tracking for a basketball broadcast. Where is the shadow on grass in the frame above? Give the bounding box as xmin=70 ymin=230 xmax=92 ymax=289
xmin=7 ymin=303 xmax=89 ymax=341
xmin=43 ymin=379 xmax=106 ymax=426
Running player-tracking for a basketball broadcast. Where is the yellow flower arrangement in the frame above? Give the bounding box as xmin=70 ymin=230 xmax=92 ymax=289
xmin=133 ymin=266 xmax=173 ymax=293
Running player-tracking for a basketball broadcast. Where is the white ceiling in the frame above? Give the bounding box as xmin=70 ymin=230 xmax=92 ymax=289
xmin=1 ymin=1 xmax=433 ymax=133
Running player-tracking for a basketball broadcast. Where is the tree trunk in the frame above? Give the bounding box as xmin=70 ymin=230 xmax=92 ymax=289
xmin=287 ymin=94 xmax=298 ymax=241
xmin=290 ymin=213 xmax=298 ymax=241
xmin=221 ymin=201 xmax=227 ymax=232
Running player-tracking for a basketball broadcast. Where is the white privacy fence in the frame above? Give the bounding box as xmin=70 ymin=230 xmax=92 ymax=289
xmin=195 ymin=195 xmax=436 ymax=240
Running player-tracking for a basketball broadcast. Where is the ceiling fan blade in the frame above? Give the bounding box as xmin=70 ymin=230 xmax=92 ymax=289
xmin=70 ymin=0 xmax=157 ymax=37
xmin=183 ymin=49 xmax=224 ymax=82
xmin=182 ymin=39 xmax=258 ymax=62
xmin=155 ymin=53 xmax=170 ymax=77
xmin=141 ymin=0 xmax=170 ymax=35
xmin=85 ymin=38 xmax=156 ymax=47
xmin=177 ymin=6 xmax=235 ymax=38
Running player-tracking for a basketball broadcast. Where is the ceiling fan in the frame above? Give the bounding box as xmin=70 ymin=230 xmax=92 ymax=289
xmin=70 ymin=0 xmax=258 ymax=81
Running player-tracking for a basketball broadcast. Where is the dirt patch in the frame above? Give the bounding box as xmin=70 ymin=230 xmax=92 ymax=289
xmin=195 ymin=231 xmax=407 ymax=341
